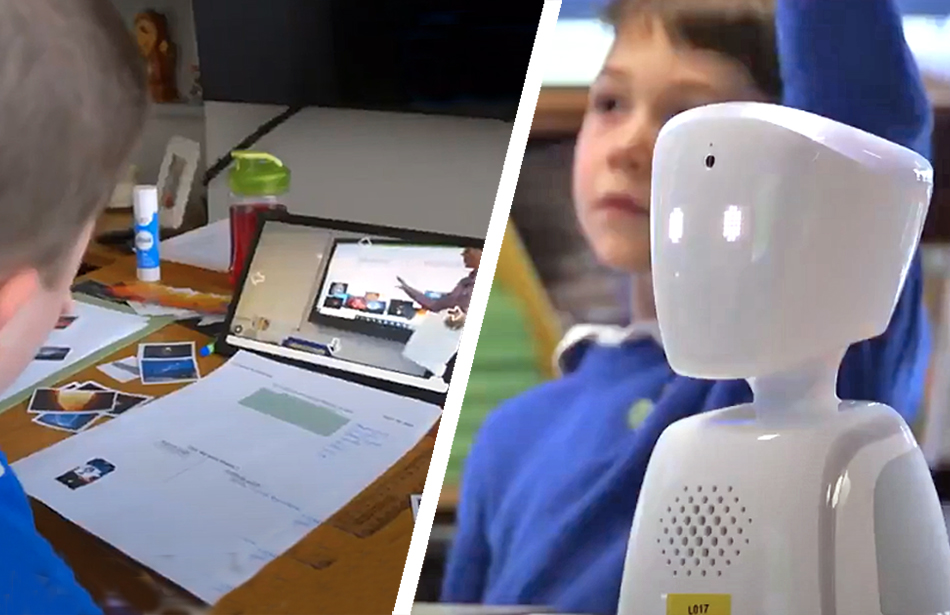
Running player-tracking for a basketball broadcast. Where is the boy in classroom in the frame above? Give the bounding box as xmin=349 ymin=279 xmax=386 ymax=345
xmin=442 ymin=0 xmax=933 ymax=613
xmin=0 ymin=0 xmax=147 ymax=613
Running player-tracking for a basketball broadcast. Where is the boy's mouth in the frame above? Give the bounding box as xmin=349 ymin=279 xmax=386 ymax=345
xmin=595 ymin=193 xmax=648 ymax=217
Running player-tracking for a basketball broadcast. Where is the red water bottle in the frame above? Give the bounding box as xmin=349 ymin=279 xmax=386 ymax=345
xmin=227 ymin=151 xmax=290 ymax=287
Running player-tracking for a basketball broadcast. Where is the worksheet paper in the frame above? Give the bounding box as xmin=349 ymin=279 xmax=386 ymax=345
xmin=0 ymin=301 xmax=149 ymax=402
xmin=14 ymin=351 xmax=442 ymax=604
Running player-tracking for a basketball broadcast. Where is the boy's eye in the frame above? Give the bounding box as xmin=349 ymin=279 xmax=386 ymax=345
xmin=590 ymin=93 xmax=626 ymax=116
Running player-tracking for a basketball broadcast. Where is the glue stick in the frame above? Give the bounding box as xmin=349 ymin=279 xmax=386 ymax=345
xmin=133 ymin=185 xmax=161 ymax=282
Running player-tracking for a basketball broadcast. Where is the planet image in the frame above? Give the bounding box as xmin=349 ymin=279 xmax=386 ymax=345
xmin=30 ymin=388 xmax=115 ymax=413
xmin=57 ymin=390 xmax=98 ymax=412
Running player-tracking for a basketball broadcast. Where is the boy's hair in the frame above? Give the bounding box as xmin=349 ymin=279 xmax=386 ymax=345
xmin=604 ymin=0 xmax=782 ymax=102
xmin=0 ymin=0 xmax=147 ymax=285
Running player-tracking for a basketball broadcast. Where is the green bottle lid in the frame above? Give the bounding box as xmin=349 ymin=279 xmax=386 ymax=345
xmin=228 ymin=150 xmax=291 ymax=197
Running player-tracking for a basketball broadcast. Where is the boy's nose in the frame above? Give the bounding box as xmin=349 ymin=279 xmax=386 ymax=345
xmin=606 ymin=114 xmax=658 ymax=176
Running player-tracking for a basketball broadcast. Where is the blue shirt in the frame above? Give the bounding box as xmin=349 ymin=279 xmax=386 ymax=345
xmin=0 ymin=451 xmax=101 ymax=614
xmin=441 ymin=1 xmax=934 ymax=613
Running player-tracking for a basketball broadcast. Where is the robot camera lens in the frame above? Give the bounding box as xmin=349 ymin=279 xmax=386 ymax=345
xmin=705 ymin=154 xmax=716 ymax=169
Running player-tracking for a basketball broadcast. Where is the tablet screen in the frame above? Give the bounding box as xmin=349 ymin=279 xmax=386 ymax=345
xmin=226 ymin=219 xmax=480 ymax=393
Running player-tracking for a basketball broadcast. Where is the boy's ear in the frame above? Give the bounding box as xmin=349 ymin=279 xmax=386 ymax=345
xmin=0 ymin=269 xmax=41 ymax=330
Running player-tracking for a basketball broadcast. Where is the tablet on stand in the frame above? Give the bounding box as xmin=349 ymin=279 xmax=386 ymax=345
xmin=217 ymin=211 xmax=483 ymax=406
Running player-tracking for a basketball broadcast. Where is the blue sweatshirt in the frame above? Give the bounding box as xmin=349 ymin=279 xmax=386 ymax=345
xmin=441 ymin=1 xmax=933 ymax=614
xmin=0 ymin=452 xmax=102 ymax=614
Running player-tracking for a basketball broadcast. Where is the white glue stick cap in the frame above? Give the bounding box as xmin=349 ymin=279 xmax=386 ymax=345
xmin=133 ymin=185 xmax=158 ymax=222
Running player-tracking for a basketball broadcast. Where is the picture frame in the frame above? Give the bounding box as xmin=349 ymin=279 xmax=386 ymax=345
xmin=156 ymin=135 xmax=200 ymax=230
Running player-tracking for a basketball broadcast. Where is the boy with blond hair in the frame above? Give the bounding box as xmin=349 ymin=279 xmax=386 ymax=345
xmin=0 ymin=0 xmax=147 ymax=612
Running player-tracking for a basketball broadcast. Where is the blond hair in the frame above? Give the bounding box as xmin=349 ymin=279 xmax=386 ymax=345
xmin=0 ymin=0 xmax=147 ymax=284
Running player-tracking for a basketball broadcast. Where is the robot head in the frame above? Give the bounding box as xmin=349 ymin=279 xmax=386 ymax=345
xmin=651 ymin=102 xmax=932 ymax=380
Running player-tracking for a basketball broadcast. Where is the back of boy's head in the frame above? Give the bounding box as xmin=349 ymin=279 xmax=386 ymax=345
xmin=0 ymin=0 xmax=147 ymax=285
xmin=604 ymin=0 xmax=782 ymax=101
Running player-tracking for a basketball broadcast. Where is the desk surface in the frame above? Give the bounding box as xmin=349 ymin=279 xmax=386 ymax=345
xmin=7 ymin=257 xmax=431 ymax=614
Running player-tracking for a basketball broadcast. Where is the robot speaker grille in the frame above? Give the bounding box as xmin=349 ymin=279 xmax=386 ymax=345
xmin=655 ymin=484 xmax=752 ymax=578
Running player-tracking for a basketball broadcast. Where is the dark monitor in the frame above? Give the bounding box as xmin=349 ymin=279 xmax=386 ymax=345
xmin=192 ymin=0 xmax=545 ymax=121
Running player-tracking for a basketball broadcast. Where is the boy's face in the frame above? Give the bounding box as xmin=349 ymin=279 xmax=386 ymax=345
xmin=573 ymin=16 xmax=766 ymax=272
xmin=0 ymin=222 xmax=94 ymax=393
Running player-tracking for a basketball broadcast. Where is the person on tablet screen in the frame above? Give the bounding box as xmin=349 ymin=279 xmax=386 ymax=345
xmin=396 ymin=247 xmax=481 ymax=330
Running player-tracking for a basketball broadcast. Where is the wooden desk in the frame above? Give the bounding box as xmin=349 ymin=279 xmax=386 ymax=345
xmin=5 ymin=257 xmax=431 ymax=614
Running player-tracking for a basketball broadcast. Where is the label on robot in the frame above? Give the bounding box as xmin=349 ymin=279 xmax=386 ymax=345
xmin=665 ymin=594 xmax=731 ymax=615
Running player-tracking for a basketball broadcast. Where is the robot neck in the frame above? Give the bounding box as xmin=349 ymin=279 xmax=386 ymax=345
xmin=746 ymin=350 xmax=845 ymax=425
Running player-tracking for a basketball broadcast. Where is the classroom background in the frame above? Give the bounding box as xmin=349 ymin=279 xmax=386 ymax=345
xmin=413 ymin=0 xmax=950 ymax=601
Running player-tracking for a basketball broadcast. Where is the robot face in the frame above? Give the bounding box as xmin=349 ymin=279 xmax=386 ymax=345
xmin=651 ymin=103 xmax=932 ymax=380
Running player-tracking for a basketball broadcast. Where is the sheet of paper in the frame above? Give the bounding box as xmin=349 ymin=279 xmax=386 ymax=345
xmin=0 ymin=302 xmax=149 ymax=402
xmin=401 ymin=313 xmax=462 ymax=376
xmin=161 ymin=219 xmax=230 ymax=273
xmin=197 ymin=314 xmax=226 ymax=327
xmin=97 ymin=356 xmax=139 ymax=384
xmin=14 ymin=351 xmax=442 ymax=604
xmin=127 ymin=300 xmax=201 ymax=320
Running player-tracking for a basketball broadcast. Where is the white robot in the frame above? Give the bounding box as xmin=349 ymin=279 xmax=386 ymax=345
xmin=617 ymin=102 xmax=950 ymax=615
